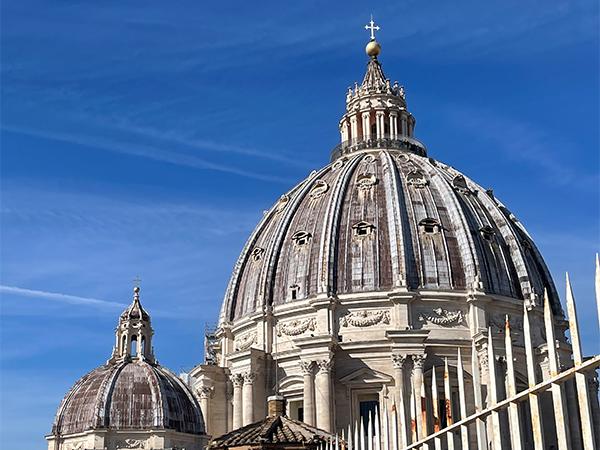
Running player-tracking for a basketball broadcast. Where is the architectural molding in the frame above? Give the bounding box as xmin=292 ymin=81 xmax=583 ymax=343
xmin=276 ymin=317 xmax=316 ymax=337
xmin=339 ymin=309 xmax=390 ymax=327
xmin=418 ymin=307 xmax=464 ymax=326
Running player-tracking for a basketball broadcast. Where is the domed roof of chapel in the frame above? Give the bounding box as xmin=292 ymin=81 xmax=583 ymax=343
xmin=51 ymin=288 xmax=205 ymax=437
xmin=219 ymin=39 xmax=561 ymax=325
xmin=51 ymin=359 xmax=205 ymax=436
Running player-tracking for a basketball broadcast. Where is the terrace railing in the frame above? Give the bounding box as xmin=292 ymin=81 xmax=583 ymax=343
xmin=330 ymin=135 xmax=428 ymax=161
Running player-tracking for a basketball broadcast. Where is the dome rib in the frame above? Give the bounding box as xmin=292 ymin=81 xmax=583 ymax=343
xmin=381 ymin=151 xmax=406 ymax=288
xmin=260 ymin=166 xmax=331 ymax=310
xmin=317 ymin=154 xmax=363 ymax=295
xmin=93 ymin=361 xmax=124 ymax=429
xmin=419 ymin=158 xmax=479 ymax=290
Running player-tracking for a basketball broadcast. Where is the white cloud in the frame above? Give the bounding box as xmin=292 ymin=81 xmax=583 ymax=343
xmin=0 ymin=285 xmax=127 ymax=309
xmin=2 ymin=124 xmax=293 ymax=183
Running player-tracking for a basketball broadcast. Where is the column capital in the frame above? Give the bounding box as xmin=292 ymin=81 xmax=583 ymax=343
xmin=230 ymin=373 xmax=244 ymax=388
xmin=197 ymin=386 xmax=214 ymax=399
xmin=243 ymin=371 xmax=258 ymax=385
xmin=300 ymin=360 xmax=315 ymax=374
xmin=391 ymin=354 xmax=408 ymax=369
xmin=412 ymin=353 xmax=427 ymax=370
xmin=316 ymin=358 xmax=334 ymax=374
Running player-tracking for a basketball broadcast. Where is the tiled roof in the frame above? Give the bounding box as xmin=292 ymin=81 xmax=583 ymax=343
xmin=208 ymin=415 xmax=334 ymax=448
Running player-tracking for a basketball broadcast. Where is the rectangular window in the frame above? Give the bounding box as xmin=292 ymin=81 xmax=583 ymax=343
xmin=357 ymin=393 xmax=379 ymax=435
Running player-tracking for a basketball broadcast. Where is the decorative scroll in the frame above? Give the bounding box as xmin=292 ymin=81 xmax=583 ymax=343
xmin=332 ymin=159 xmax=345 ymax=170
xmin=276 ymin=317 xmax=316 ymax=337
xmin=235 ymin=331 xmax=257 ymax=351
xmin=418 ymin=307 xmax=464 ymax=326
xmin=362 ymin=154 xmax=377 ymax=165
xmin=357 ymin=173 xmax=377 ymax=190
xmin=309 ymin=180 xmax=329 ymax=199
xmin=276 ymin=195 xmax=289 ymax=213
xmin=339 ymin=310 xmax=390 ymax=328
xmin=406 ymin=170 xmax=428 ymax=189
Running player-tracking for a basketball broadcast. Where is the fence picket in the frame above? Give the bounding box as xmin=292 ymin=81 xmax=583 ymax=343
xmin=504 ymin=315 xmax=523 ymax=450
xmin=543 ymin=288 xmax=571 ymax=450
xmin=456 ymin=348 xmax=470 ymax=450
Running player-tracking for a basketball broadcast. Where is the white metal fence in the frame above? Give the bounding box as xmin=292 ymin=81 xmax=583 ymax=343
xmin=320 ymin=258 xmax=600 ymax=450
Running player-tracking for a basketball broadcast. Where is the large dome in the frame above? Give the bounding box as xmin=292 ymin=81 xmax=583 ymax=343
xmin=220 ymin=148 xmax=559 ymax=325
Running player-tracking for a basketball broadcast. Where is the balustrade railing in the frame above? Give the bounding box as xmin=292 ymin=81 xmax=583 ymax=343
xmin=318 ymin=256 xmax=600 ymax=450
xmin=330 ymin=134 xmax=428 ymax=161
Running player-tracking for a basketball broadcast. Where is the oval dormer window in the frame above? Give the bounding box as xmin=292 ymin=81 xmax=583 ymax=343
xmin=479 ymin=226 xmax=495 ymax=242
xmin=419 ymin=218 xmax=441 ymax=234
xmin=251 ymin=247 xmax=264 ymax=262
xmin=292 ymin=231 xmax=312 ymax=247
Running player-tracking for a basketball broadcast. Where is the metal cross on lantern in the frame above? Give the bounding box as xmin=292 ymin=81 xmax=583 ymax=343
xmin=365 ymin=16 xmax=380 ymax=41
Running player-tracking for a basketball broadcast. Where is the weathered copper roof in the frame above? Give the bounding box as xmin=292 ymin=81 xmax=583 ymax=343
xmin=208 ymin=415 xmax=333 ymax=448
xmin=51 ymin=359 xmax=205 ymax=436
xmin=220 ymin=150 xmax=560 ymax=323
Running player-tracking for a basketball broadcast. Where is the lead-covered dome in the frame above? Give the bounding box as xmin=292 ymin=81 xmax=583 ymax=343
xmin=220 ymin=150 xmax=559 ymax=324
xmin=52 ymin=359 xmax=205 ymax=435
xmin=49 ymin=287 xmax=206 ymax=441
xmin=219 ymin=46 xmax=560 ymax=325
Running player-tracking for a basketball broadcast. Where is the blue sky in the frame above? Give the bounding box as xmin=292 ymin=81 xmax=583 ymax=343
xmin=1 ymin=1 xmax=599 ymax=448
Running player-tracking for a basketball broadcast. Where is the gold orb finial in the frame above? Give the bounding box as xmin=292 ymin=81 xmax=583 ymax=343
xmin=366 ymin=40 xmax=381 ymax=57
xmin=134 ymin=286 xmax=140 ymax=293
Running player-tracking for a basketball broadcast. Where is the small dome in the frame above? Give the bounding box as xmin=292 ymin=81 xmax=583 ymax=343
xmin=51 ymin=359 xmax=205 ymax=436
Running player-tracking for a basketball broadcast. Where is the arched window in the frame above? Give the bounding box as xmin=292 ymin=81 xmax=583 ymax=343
xmin=141 ymin=336 xmax=146 ymax=356
xmin=289 ymin=285 xmax=300 ymax=300
xmin=131 ymin=335 xmax=138 ymax=357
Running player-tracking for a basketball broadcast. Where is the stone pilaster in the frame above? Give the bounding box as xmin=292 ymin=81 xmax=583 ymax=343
xmin=411 ymin=354 xmax=426 ymax=440
xmin=300 ymin=360 xmax=316 ymax=426
xmin=242 ymin=371 xmax=257 ymax=426
xmin=230 ymin=373 xmax=244 ymax=430
xmin=315 ymin=358 xmax=334 ymax=432
xmin=197 ymin=386 xmax=214 ymax=432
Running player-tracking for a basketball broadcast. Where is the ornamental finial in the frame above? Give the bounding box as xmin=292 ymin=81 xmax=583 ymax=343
xmin=365 ymin=16 xmax=381 ymax=57
xmin=365 ymin=15 xmax=380 ymax=41
xmin=133 ymin=276 xmax=142 ymax=293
